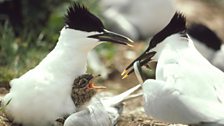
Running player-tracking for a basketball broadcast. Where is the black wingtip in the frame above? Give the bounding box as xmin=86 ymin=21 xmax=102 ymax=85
xmin=148 ymin=12 xmax=187 ymax=50
xmin=65 ymin=2 xmax=104 ymax=32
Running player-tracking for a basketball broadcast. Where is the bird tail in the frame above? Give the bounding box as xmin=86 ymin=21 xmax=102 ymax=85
xmin=123 ymin=92 xmax=143 ymax=102
xmin=102 ymin=84 xmax=141 ymax=107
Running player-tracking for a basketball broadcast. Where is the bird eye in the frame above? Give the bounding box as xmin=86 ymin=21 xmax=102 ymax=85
xmin=78 ymin=78 xmax=89 ymax=88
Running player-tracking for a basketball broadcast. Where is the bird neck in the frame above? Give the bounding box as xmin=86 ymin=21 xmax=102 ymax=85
xmin=152 ymin=33 xmax=188 ymax=60
xmin=37 ymin=45 xmax=88 ymax=78
xmin=36 ymin=28 xmax=98 ymax=78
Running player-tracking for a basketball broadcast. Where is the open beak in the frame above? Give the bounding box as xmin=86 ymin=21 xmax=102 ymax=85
xmin=122 ymin=51 xmax=156 ymax=79
xmin=88 ymin=29 xmax=134 ymax=47
xmin=87 ymin=82 xmax=106 ymax=90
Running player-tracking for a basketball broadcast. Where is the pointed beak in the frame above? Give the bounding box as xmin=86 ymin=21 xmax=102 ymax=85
xmin=88 ymin=29 xmax=134 ymax=47
xmin=87 ymin=83 xmax=106 ymax=90
xmin=122 ymin=51 xmax=156 ymax=79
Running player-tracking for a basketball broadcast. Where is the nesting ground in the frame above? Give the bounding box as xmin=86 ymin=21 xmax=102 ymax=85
xmin=0 ymin=0 xmax=224 ymax=126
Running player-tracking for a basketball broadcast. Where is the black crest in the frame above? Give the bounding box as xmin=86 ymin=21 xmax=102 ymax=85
xmin=65 ymin=3 xmax=104 ymax=32
xmin=123 ymin=12 xmax=187 ymax=71
xmin=147 ymin=12 xmax=187 ymax=51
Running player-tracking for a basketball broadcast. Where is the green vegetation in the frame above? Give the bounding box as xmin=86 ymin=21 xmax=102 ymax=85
xmin=0 ymin=21 xmax=49 ymax=82
xmin=0 ymin=0 xmax=108 ymax=84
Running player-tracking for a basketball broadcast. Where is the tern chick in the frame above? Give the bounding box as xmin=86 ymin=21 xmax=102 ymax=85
xmin=59 ymin=84 xmax=141 ymax=126
xmin=71 ymin=74 xmax=105 ymax=108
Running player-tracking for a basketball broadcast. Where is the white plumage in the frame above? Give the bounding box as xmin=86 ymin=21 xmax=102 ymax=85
xmin=142 ymin=34 xmax=224 ymax=125
xmin=2 ymin=3 xmax=133 ymax=126
xmin=126 ymin=12 xmax=224 ymax=125
xmin=101 ymin=0 xmax=224 ymax=73
xmin=3 ymin=28 xmax=99 ymax=126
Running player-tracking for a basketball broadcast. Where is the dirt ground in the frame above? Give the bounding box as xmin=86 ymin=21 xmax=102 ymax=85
xmin=0 ymin=0 xmax=224 ymax=126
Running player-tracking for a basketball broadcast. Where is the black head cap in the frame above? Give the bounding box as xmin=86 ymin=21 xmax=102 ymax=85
xmin=148 ymin=12 xmax=187 ymax=51
xmin=65 ymin=3 xmax=104 ymax=32
xmin=123 ymin=12 xmax=187 ymax=72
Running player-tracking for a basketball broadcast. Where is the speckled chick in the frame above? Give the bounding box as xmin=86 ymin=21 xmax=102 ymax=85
xmin=71 ymin=74 xmax=97 ymax=108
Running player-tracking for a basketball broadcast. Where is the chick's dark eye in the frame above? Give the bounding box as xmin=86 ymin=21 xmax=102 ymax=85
xmin=78 ymin=78 xmax=89 ymax=88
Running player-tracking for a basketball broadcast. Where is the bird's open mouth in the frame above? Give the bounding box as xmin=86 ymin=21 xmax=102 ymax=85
xmin=87 ymin=83 xmax=106 ymax=89
xmin=88 ymin=29 xmax=134 ymax=47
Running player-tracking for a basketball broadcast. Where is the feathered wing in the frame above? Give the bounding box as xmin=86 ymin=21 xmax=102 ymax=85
xmin=88 ymin=100 xmax=112 ymax=126
xmin=141 ymin=79 xmax=196 ymax=124
xmin=4 ymin=68 xmax=76 ymax=125
xmin=146 ymin=33 xmax=224 ymax=123
xmin=64 ymin=109 xmax=92 ymax=126
xmin=142 ymin=79 xmax=224 ymax=124
xmin=98 ymin=84 xmax=141 ymax=125
xmin=143 ymin=33 xmax=224 ymax=124
xmin=156 ymin=33 xmax=224 ymax=101
xmin=64 ymin=84 xmax=141 ymax=126
xmin=64 ymin=99 xmax=112 ymax=126
xmin=101 ymin=84 xmax=141 ymax=107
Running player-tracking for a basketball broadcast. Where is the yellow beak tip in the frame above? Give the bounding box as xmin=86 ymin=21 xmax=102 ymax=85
xmin=122 ymin=74 xmax=128 ymax=79
xmin=127 ymin=44 xmax=134 ymax=47
xmin=121 ymin=70 xmax=127 ymax=76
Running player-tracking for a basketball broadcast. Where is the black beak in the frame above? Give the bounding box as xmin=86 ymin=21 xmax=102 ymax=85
xmin=121 ymin=51 xmax=156 ymax=79
xmin=88 ymin=29 xmax=134 ymax=47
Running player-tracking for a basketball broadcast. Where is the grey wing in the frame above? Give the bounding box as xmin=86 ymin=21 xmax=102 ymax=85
xmin=64 ymin=109 xmax=92 ymax=126
xmin=106 ymin=103 xmax=124 ymax=125
xmin=89 ymin=100 xmax=112 ymax=126
xmin=64 ymin=100 xmax=113 ymax=126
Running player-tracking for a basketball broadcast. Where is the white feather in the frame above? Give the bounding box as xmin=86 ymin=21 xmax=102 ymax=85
xmin=2 ymin=28 xmax=100 ymax=126
xmin=142 ymin=34 xmax=224 ymax=125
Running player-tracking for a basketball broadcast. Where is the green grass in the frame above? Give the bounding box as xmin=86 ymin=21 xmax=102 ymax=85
xmin=0 ymin=21 xmax=49 ymax=83
xmin=0 ymin=0 xmax=112 ymax=84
